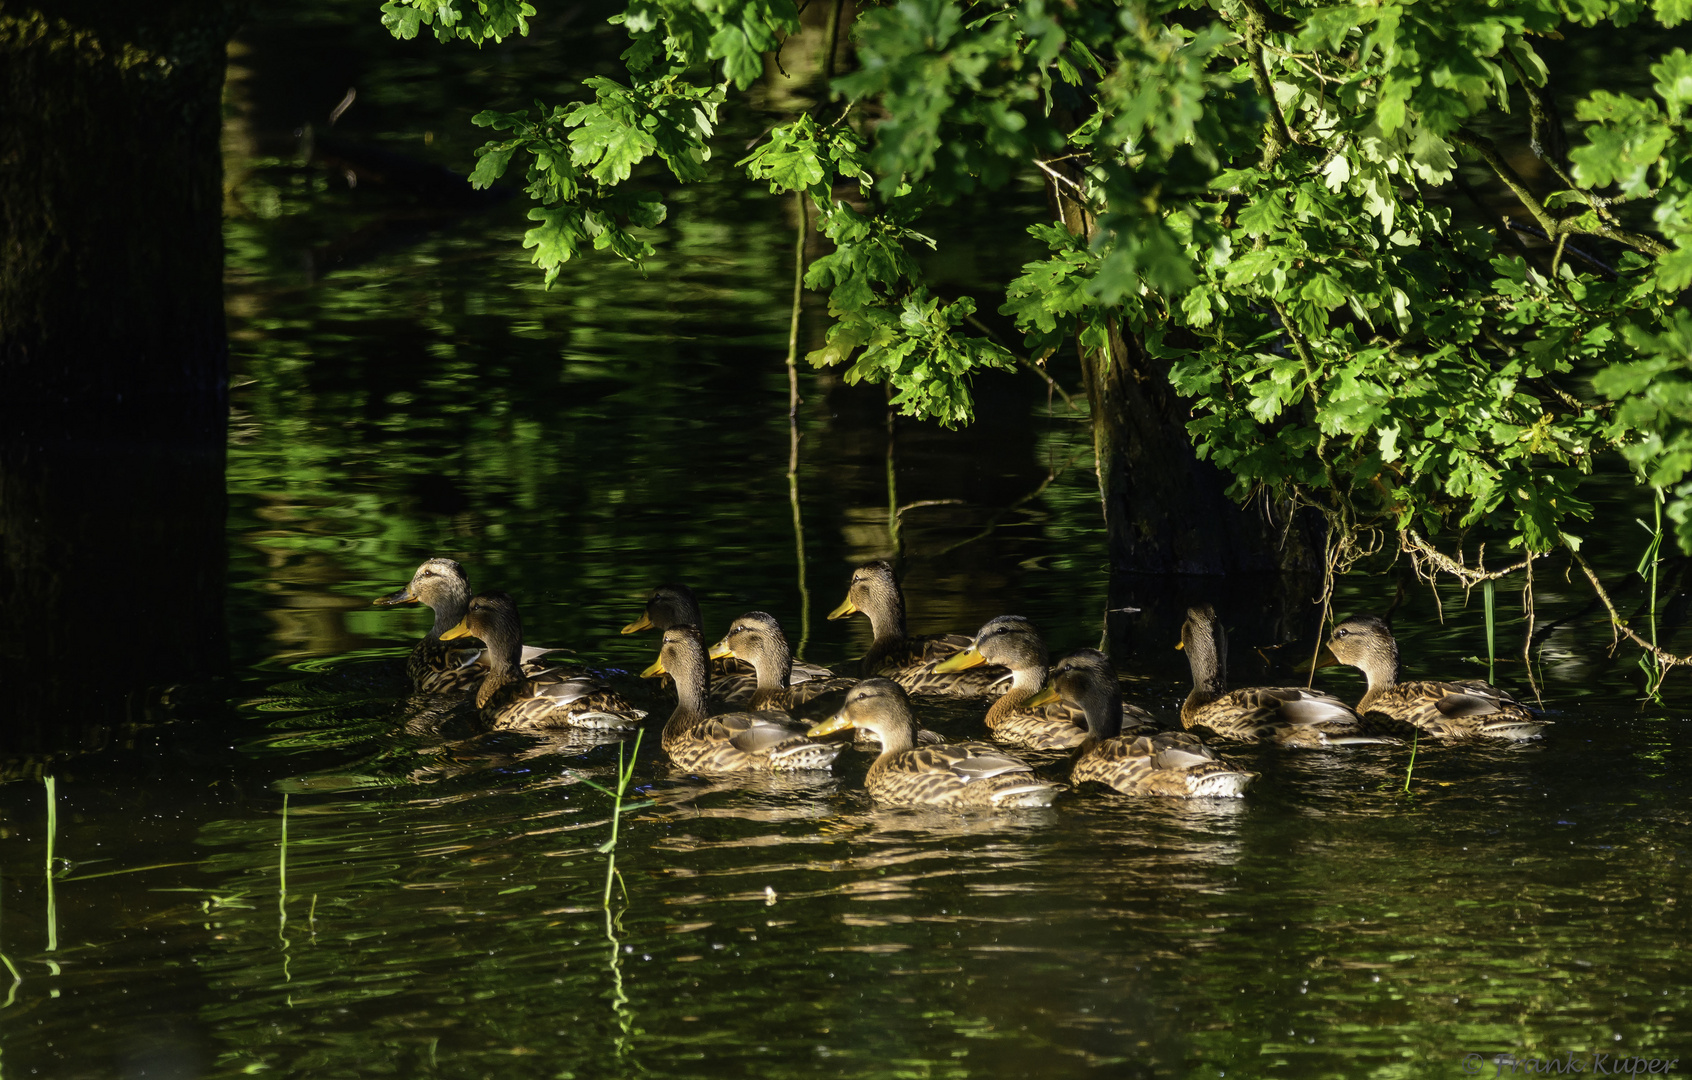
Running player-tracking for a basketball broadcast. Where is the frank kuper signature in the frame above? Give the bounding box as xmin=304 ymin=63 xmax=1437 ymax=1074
xmin=1464 ymin=1052 xmax=1680 ymax=1076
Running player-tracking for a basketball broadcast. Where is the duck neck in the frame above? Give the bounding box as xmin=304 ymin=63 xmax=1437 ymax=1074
xmin=985 ymin=664 xmax=1045 ymax=727
xmin=664 ymin=649 xmax=713 ymax=737
xmin=1180 ymin=632 xmax=1228 ymax=723
xmin=752 ymin=640 xmax=793 ymax=693
xmin=750 ymin=686 xmax=793 ymax=711
xmin=868 ymin=718 xmax=916 ymax=767
xmin=861 ymin=590 xmax=908 ymax=675
xmin=1354 ymin=649 xmax=1400 ymax=710
xmin=1079 ymin=683 xmax=1122 ymax=741
xmin=425 ymin=583 xmax=472 ymax=642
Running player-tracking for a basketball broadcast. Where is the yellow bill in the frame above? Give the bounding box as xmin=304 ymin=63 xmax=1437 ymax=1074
xmin=826 ymin=597 xmax=858 ymax=620
xmin=640 ymin=655 xmax=667 ymax=678
xmin=374 ymin=586 xmax=418 ymax=606
xmin=1297 ymin=647 xmax=1340 ymax=675
xmin=621 ymin=613 xmax=655 ymax=634
xmin=932 ymin=646 xmax=986 ymax=673
xmin=707 ymin=640 xmax=735 ymax=661
xmin=806 ymin=713 xmax=854 ymax=738
xmin=1026 ymin=683 xmax=1060 ymax=709
xmin=439 ymin=619 xmax=472 ymax=641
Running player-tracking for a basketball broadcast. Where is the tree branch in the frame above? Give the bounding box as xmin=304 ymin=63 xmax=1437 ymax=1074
xmin=1452 ymin=126 xmax=1669 ymax=257
xmin=1567 ymin=544 xmax=1691 ymax=686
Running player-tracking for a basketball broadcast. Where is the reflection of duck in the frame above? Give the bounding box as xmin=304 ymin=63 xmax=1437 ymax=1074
xmin=643 ymin=626 xmax=844 ymax=772
xmin=827 ymin=561 xmax=1008 ymax=697
xmin=936 ymin=616 xmax=1157 ymax=750
xmin=808 ymin=679 xmax=1060 ymax=809
xmin=1032 ymin=650 xmax=1255 ymax=797
xmin=440 ymin=592 xmax=645 ymax=731
xmin=623 ymin=584 xmax=830 ymax=700
xmin=1320 ymin=616 xmax=1548 ymax=740
xmin=1179 ymin=605 xmax=1385 ymax=747
xmin=375 ymin=558 xmax=558 ymax=693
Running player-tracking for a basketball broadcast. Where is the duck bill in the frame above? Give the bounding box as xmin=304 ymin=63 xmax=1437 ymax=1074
xmin=374 ymin=586 xmax=418 ymax=606
xmin=932 ymin=646 xmax=987 ymax=673
xmin=1025 ymin=684 xmax=1060 ymax=709
xmin=707 ymin=640 xmax=736 ymax=661
xmin=439 ymin=618 xmax=473 ymax=641
xmin=621 ymin=613 xmax=655 ymax=634
xmin=806 ymin=713 xmax=855 ymax=738
xmin=640 ymin=656 xmax=667 ymax=678
xmin=826 ymin=597 xmax=858 ymax=620
xmin=1297 ymin=647 xmax=1340 ymax=675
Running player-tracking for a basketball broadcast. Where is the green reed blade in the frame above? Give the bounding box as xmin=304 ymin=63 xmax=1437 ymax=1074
xmin=44 ymin=776 xmax=56 ymax=956
xmin=1483 ymin=580 xmax=1496 ymax=685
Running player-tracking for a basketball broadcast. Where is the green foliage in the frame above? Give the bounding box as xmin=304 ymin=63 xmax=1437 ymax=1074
xmin=381 ymin=0 xmax=536 ymax=44
xmin=387 ymin=0 xmax=1692 ymax=555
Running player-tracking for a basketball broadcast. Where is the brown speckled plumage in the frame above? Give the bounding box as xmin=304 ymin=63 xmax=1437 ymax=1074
xmin=623 ymin=583 xmax=832 ymax=702
xmin=827 ymin=561 xmax=1009 ymax=697
xmin=1179 ymin=604 xmax=1388 ymax=748
xmin=647 ymin=626 xmax=844 ymax=773
xmin=948 ymin=616 xmax=1158 ymax=751
xmin=440 ymin=591 xmax=644 ymax=731
xmin=809 ymin=680 xmax=1061 ymax=810
xmin=376 ymin=559 xmax=560 ymax=694
xmin=1322 ymin=615 xmax=1547 ymax=741
xmin=1040 ymin=650 xmax=1254 ymax=798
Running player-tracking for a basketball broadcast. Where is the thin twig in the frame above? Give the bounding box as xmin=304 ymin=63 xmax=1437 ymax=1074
xmin=963 ymin=313 xmax=1079 ymax=409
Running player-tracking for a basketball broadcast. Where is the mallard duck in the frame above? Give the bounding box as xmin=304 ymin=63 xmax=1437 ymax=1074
xmin=711 ymin=611 xmax=944 ymax=750
xmin=807 ymin=679 xmax=1061 ymax=809
xmin=1029 ymin=649 xmax=1255 ymax=797
xmin=934 ymin=615 xmax=1158 ymax=750
xmin=439 ymin=591 xmax=645 ymax=731
xmin=622 ymin=583 xmax=832 ymax=700
xmin=375 ymin=558 xmax=559 ymax=693
xmin=642 ymin=625 xmax=844 ymax=772
xmin=1178 ymin=604 xmax=1389 ymax=747
xmin=827 ymin=560 xmax=1009 ymax=697
xmin=1319 ymin=615 xmax=1548 ymax=740
xmin=706 ymin=610 xmax=856 ymax=709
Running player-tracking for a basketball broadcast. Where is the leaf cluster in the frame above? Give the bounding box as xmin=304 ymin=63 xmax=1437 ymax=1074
xmin=387 ymin=0 xmax=1692 ymax=553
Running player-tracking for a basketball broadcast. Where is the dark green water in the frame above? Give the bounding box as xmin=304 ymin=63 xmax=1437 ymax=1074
xmin=3 ymin=6 xmax=1691 ymax=1079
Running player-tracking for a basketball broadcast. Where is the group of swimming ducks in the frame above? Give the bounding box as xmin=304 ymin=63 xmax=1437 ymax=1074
xmin=375 ymin=557 xmax=1549 ymax=811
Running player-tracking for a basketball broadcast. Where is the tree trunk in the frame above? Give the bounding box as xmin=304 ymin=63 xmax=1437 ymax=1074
xmin=1045 ymin=174 xmax=1326 ymax=578
xmin=0 ymin=1 xmax=237 ymax=740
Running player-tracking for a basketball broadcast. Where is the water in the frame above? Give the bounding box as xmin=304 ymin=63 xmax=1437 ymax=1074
xmin=4 ymin=5 xmax=1691 ymax=1078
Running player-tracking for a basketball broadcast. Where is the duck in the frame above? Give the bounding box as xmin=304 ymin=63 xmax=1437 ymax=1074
xmin=1178 ymin=604 xmax=1390 ymax=747
xmin=806 ymin=679 xmax=1061 ymax=809
xmin=707 ymin=610 xmax=857 ymax=710
xmin=642 ymin=625 xmax=845 ymax=772
xmin=826 ymin=560 xmax=1009 ymax=697
xmin=439 ymin=591 xmax=645 ymax=731
xmin=622 ymin=583 xmax=832 ymax=701
xmin=711 ymin=611 xmax=944 ymax=750
xmin=1029 ymin=649 xmax=1256 ymax=797
xmin=375 ymin=558 xmax=559 ymax=693
xmin=934 ymin=615 xmax=1158 ymax=750
xmin=1318 ymin=615 xmax=1548 ymax=740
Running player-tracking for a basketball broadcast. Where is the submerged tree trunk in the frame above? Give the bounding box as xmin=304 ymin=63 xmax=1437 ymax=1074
xmin=0 ymin=2 xmax=237 ymax=738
